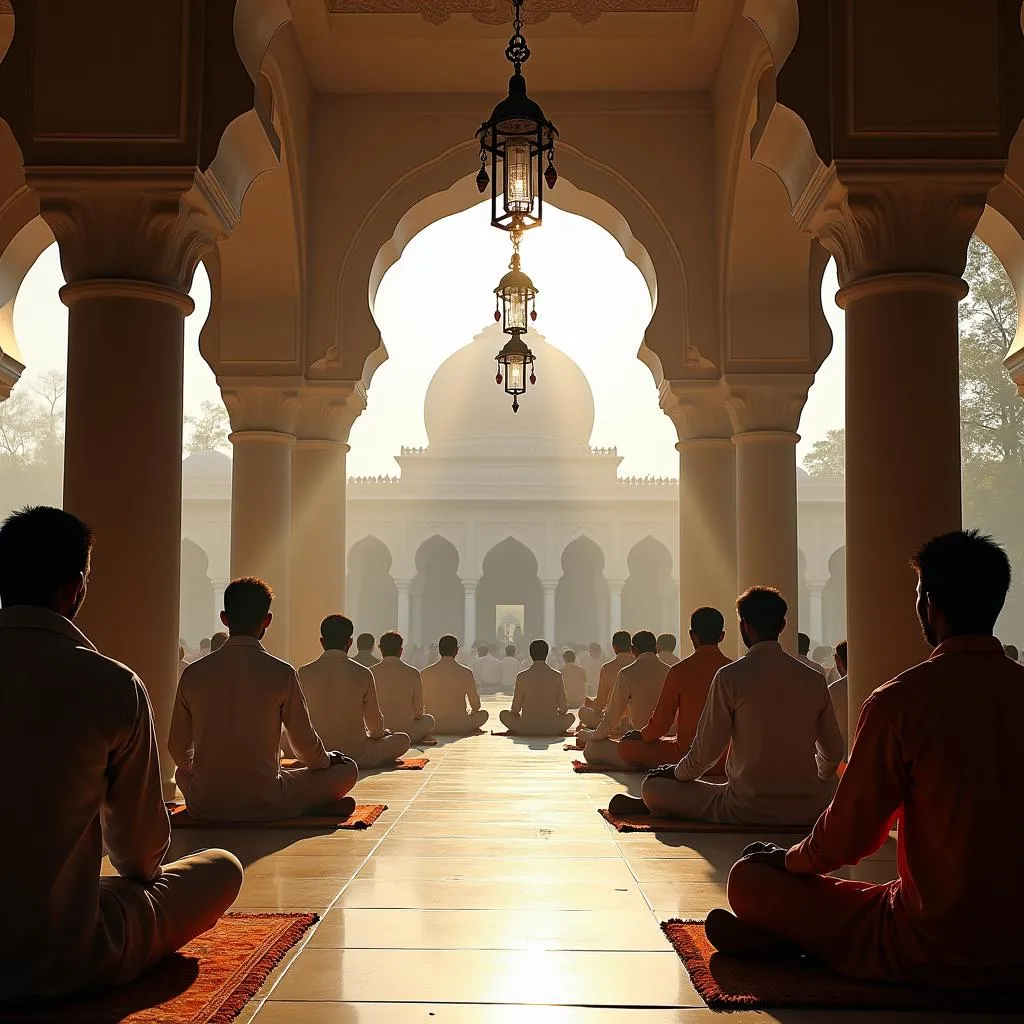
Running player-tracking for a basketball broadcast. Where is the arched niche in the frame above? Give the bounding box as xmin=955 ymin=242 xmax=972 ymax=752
xmin=556 ymin=535 xmax=607 ymax=649
xmin=477 ymin=537 xmax=543 ymax=645
xmin=347 ymin=535 xmax=397 ymax=640
xmin=622 ymin=536 xmax=676 ymax=635
xmin=411 ymin=534 xmax=463 ymax=646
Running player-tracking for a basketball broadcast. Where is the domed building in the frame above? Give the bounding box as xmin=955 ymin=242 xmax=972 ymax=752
xmin=179 ymin=325 xmax=846 ymax=650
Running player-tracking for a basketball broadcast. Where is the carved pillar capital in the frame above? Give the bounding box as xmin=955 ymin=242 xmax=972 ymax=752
xmin=658 ymin=378 xmax=733 ymax=443
xmin=723 ymin=372 xmax=813 ymax=436
xmin=294 ymin=380 xmax=368 ymax=445
xmin=0 ymin=349 xmax=24 ymax=402
xmin=221 ymin=380 xmax=302 ymax=436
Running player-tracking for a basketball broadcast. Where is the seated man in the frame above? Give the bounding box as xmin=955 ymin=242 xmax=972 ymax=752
xmin=499 ymin=640 xmax=576 ymax=736
xmin=421 ymin=634 xmax=489 ymax=733
xmin=657 ymin=632 xmax=681 ymax=666
xmin=618 ymin=607 xmax=731 ymax=772
xmin=499 ymin=644 xmax=521 ymax=692
xmin=0 ymin=507 xmax=242 ymax=1003
xmin=614 ymin=587 xmax=842 ymax=827
xmin=210 ymin=630 xmax=228 ymax=653
xmin=797 ymin=632 xmax=826 ymax=675
xmin=710 ymin=531 xmax=1024 ymax=989
xmin=560 ymin=648 xmax=588 ymax=708
xmin=352 ymin=631 xmax=380 ymax=668
xmin=473 ymin=643 xmax=501 ymax=695
xmin=577 ymin=631 xmax=634 ymax=729
xmin=582 ymin=631 xmax=670 ymax=768
xmin=828 ymin=639 xmax=849 ymax=758
xmin=579 ymin=641 xmax=604 ymax=698
xmin=299 ymin=615 xmax=411 ymax=768
xmin=372 ymin=630 xmax=436 ymax=743
xmin=170 ymin=577 xmax=358 ymax=821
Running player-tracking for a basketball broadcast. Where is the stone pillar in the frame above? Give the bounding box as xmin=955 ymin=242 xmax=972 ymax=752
xmin=396 ymin=579 xmax=412 ymax=638
xmin=289 ymin=383 xmax=366 ymax=668
xmin=661 ymin=380 xmax=738 ymax=656
xmin=807 ymin=581 xmax=825 ymax=645
xmin=542 ymin=580 xmax=557 ymax=643
xmin=609 ymin=580 xmax=624 ymax=633
xmin=222 ymin=386 xmax=299 ymax=661
xmin=727 ymin=375 xmax=812 ymax=653
xmin=463 ymin=579 xmax=478 ymax=647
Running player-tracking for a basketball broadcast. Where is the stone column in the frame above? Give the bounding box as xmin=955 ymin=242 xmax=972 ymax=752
xmin=222 ymin=385 xmax=299 ymax=661
xmin=797 ymin=171 xmax=998 ymax=716
xmin=542 ymin=580 xmax=557 ymax=643
xmin=396 ymin=579 xmax=412 ymax=638
xmin=807 ymin=581 xmax=825 ymax=645
xmin=463 ymin=579 xmax=478 ymax=647
xmin=289 ymin=383 xmax=366 ymax=667
xmin=609 ymin=580 xmax=624 ymax=633
xmin=727 ymin=375 xmax=812 ymax=654
xmin=661 ymin=380 xmax=738 ymax=656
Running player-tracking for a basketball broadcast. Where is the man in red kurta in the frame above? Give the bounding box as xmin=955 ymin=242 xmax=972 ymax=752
xmin=617 ymin=607 xmax=730 ymax=772
xmin=708 ymin=530 xmax=1024 ymax=989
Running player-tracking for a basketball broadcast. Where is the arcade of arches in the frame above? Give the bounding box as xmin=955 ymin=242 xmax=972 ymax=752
xmin=2 ymin=3 xmax=1024 ymax=809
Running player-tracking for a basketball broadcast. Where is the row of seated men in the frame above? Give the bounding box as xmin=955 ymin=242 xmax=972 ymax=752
xmin=4 ymin=505 xmax=1023 ymax=1004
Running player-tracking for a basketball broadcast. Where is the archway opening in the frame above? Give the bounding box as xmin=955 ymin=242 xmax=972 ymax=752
xmin=621 ymin=536 xmax=675 ymax=635
xmin=477 ymin=538 xmax=542 ymax=649
xmin=556 ymin=536 xmax=607 ymax=649
xmin=822 ymin=546 xmax=847 ymax=646
xmin=347 ymin=536 xmax=398 ymax=641
xmin=411 ymin=535 xmax=463 ymax=647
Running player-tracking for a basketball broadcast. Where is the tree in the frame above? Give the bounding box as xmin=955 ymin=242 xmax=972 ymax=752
xmin=802 ymin=428 xmax=845 ymax=477
xmin=184 ymin=400 xmax=230 ymax=453
xmin=0 ymin=389 xmax=44 ymax=464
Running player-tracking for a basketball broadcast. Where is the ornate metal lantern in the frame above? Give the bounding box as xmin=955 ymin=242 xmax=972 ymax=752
xmin=493 ymin=249 xmax=538 ymax=335
xmin=475 ymin=0 xmax=558 ymax=233
xmin=494 ymin=331 xmax=536 ymax=413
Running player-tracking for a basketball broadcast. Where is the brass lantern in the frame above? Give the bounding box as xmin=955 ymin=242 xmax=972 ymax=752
xmin=494 ymin=331 xmax=536 ymax=413
xmin=475 ymin=0 xmax=558 ymax=233
xmin=493 ymin=250 xmax=538 ymax=336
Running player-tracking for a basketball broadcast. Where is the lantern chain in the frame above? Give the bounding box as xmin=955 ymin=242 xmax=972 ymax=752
xmin=504 ymin=0 xmax=530 ymax=73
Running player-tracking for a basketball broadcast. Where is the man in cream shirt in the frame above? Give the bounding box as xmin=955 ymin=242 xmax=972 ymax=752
xmin=422 ymin=634 xmax=490 ymax=733
xmin=579 ymin=642 xmax=604 ymax=697
xmin=500 ymin=644 xmax=522 ymax=691
xmin=577 ymin=631 xmax=635 ymax=729
xmin=0 ymin=507 xmax=242 ymax=1003
xmin=499 ymin=640 xmax=575 ymax=736
xmin=170 ymin=578 xmax=358 ymax=821
xmin=352 ymin=632 xmax=380 ymax=669
xmin=616 ymin=587 xmax=843 ymax=827
xmin=657 ymin=633 xmax=681 ymax=666
xmin=371 ymin=630 xmax=435 ymax=743
xmin=582 ymin=631 xmax=671 ymax=768
xmin=560 ymin=648 xmax=588 ymax=708
xmin=299 ymin=615 xmax=411 ymax=767
xmin=473 ymin=643 xmax=501 ymax=695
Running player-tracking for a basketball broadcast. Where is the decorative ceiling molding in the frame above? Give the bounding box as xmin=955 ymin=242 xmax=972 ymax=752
xmin=327 ymin=0 xmax=697 ymax=27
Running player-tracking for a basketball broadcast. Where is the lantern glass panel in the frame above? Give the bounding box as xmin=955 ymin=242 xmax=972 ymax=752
xmin=505 ymin=287 xmax=528 ymax=332
xmin=504 ymin=140 xmax=534 ymax=216
xmin=506 ymin=356 xmax=526 ymax=393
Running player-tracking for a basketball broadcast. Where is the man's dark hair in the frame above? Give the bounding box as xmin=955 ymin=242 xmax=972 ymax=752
xmin=379 ymin=630 xmax=403 ymax=657
xmin=530 ymin=638 xmax=549 ymax=660
xmin=438 ymin=634 xmax=458 ymax=657
xmin=690 ymin=606 xmax=725 ymax=645
xmin=1005 ymin=643 xmax=1019 ymax=661
xmin=477 ymin=644 xmax=489 ymax=656
xmin=223 ymin=577 xmax=274 ymax=633
xmin=631 ymin=630 xmax=657 ymax=654
xmin=505 ymin=644 xmax=516 ymax=657
xmin=797 ymin=632 xmax=811 ymax=656
xmin=0 ymin=506 xmax=94 ymax=607
xmin=912 ymin=529 xmax=1011 ymax=634
xmin=321 ymin=614 xmax=354 ymax=649
xmin=200 ymin=637 xmax=211 ymax=650
xmin=563 ymin=648 xmax=576 ymax=662
xmin=835 ymin=640 xmax=848 ymax=672
xmin=736 ymin=587 xmax=787 ymax=640
xmin=656 ymin=633 xmax=676 ymax=653
xmin=356 ymin=632 xmax=374 ymax=651
xmin=611 ymin=629 xmax=631 ymax=651
xmin=210 ymin=631 xmax=228 ymax=652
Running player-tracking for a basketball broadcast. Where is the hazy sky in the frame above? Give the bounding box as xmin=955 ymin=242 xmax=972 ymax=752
xmin=12 ymin=205 xmax=846 ymax=477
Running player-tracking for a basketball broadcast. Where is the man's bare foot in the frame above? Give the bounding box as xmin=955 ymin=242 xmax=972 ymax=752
xmin=311 ymin=795 xmax=357 ymax=818
xmin=608 ymin=793 xmax=648 ymax=816
xmin=704 ymin=908 xmax=803 ymax=959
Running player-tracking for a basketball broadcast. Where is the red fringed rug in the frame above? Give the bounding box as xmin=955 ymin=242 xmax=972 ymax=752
xmin=395 ymin=757 xmax=428 ymax=770
xmin=168 ymin=802 xmax=387 ymax=830
xmin=571 ymin=759 xmax=642 ymax=774
xmin=0 ymin=912 xmax=316 ymax=1023
xmin=599 ymin=808 xmax=806 ymax=834
xmin=661 ymin=920 xmax=1024 ymax=1011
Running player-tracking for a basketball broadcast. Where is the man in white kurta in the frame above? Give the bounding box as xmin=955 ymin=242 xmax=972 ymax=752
xmin=352 ymin=632 xmax=380 ymax=669
xmin=577 ymin=631 xmax=634 ymax=729
xmin=500 ymin=645 xmax=521 ymax=692
xmin=583 ymin=631 xmax=671 ymax=768
xmin=632 ymin=588 xmax=842 ymax=827
xmin=657 ymin=633 xmax=681 ymax=666
xmin=422 ymin=634 xmax=490 ymax=733
xmin=499 ymin=640 xmax=575 ymax=736
xmin=579 ymin=642 xmax=604 ymax=697
xmin=473 ymin=644 xmax=502 ymax=695
xmin=299 ymin=616 xmax=411 ymax=768
xmin=372 ymin=631 xmax=436 ymax=743
xmin=170 ymin=578 xmax=358 ymax=821
xmin=0 ymin=506 xmax=243 ymax=1003
xmin=560 ymin=648 xmax=588 ymax=708
xmin=797 ymin=632 xmax=826 ymax=676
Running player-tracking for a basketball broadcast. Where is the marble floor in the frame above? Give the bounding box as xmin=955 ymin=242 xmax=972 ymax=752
xmin=163 ymin=698 xmax=989 ymax=1022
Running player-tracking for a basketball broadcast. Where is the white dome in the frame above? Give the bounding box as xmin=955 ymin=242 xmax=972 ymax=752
xmin=182 ymin=449 xmax=231 ymax=479
xmin=423 ymin=325 xmax=594 ymax=457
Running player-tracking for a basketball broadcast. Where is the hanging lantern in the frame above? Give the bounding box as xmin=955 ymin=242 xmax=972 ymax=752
xmin=493 ymin=249 xmax=538 ymax=336
xmin=494 ymin=331 xmax=536 ymax=413
xmin=475 ymin=0 xmax=557 ymax=233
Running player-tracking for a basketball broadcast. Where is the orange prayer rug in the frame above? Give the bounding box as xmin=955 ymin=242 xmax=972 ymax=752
xmin=572 ymin=759 xmax=642 ymax=774
xmin=0 ymin=912 xmax=316 ymax=1023
xmin=599 ymin=808 xmax=806 ymax=835
xmin=167 ymin=802 xmax=387 ymax=830
xmin=396 ymin=757 xmax=428 ymax=769
xmin=661 ymin=920 xmax=1024 ymax=1011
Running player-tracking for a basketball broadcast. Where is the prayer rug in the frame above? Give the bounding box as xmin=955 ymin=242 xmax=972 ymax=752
xmin=599 ymin=808 xmax=805 ymax=834
xmin=167 ymin=802 xmax=387 ymax=830
xmin=0 ymin=912 xmax=316 ymax=1023
xmin=572 ymin=759 xmax=642 ymax=774
xmin=661 ymin=920 xmax=1024 ymax=1011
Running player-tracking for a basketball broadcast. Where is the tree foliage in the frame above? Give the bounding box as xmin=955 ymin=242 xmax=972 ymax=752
xmin=184 ymin=400 xmax=230 ymax=453
xmin=802 ymin=428 xmax=846 ymax=477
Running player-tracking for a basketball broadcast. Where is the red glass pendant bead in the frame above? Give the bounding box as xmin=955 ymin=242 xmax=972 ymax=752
xmin=512 ymin=396 xmax=520 ymax=413
xmin=544 ymin=162 xmax=558 ymax=190
xmin=529 ymin=371 xmax=536 ymax=385
xmin=530 ymin=309 xmax=537 ymax=321
xmin=495 ymin=371 xmax=502 ymax=384
xmin=494 ymin=309 xmax=501 ymax=322
xmin=476 ymin=166 xmax=490 ymax=193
